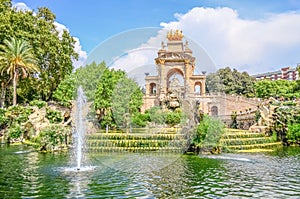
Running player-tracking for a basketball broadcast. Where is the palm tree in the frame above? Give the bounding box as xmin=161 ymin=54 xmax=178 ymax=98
xmin=0 ymin=38 xmax=39 ymax=106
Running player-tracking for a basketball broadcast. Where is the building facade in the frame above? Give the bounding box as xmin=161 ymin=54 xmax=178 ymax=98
xmin=253 ymin=66 xmax=299 ymax=81
xmin=142 ymin=30 xmax=260 ymax=122
xmin=142 ymin=30 xmax=206 ymax=112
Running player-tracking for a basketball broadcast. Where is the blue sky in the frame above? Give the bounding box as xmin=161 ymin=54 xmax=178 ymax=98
xmin=13 ymin=0 xmax=300 ymax=74
xmin=16 ymin=0 xmax=300 ymax=53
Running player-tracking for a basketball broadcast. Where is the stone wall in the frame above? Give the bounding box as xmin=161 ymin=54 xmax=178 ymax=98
xmin=215 ymin=111 xmax=256 ymax=129
xmin=208 ymin=93 xmax=261 ymax=116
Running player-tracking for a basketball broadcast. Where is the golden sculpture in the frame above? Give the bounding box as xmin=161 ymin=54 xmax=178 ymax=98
xmin=167 ymin=29 xmax=183 ymax=41
xmin=156 ymin=59 xmax=165 ymax=65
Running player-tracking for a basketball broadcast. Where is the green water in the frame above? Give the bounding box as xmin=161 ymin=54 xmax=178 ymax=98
xmin=0 ymin=144 xmax=299 ymax=198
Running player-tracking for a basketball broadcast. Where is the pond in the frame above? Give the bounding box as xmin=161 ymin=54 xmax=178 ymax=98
xmin=0 ymin=145 xmax=299 ymax=198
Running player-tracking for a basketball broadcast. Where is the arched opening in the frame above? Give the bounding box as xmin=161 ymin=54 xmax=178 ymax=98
xmin=194 ymin=82 xmax=202 ymax=95
xmin=211 ymin=106 xmax=218 ymax=116
xmin=167 ymin=68 xmax=184 ymax=96
xmin=149 ymin=83 xmax=156 ymax=96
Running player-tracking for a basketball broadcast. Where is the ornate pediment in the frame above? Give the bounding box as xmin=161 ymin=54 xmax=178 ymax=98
xmin=155 ymin=52 xmax=195 ymax=64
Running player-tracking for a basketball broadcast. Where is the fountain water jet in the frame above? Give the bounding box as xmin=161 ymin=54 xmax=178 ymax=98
xmin=75 ymin=86 xmax=86 ymax=170
xmin=63 ymin=86 xmax=95 ymax=172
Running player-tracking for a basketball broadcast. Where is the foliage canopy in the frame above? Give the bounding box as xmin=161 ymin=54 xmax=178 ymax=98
xmin=206 ymin=67 xmax=255 ymax=97
xmin=254 ymin=79 xmax=299 ymax=99
xmin=0 ymin=1 xmax=78 ymax=106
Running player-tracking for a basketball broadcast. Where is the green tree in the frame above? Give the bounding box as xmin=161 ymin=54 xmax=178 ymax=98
xmin=52 ymin=62 xmax=107 ymax=107
xmin=147 ymin=106 xmax=166 ymax=125
xmin=0 ymin=38 xmax=38 ymax=106
xmin=73 ymin=62 xmax=106 ymax=101
xmin=32 ymin=8 xmax=78 ymax=101
xmin=112 ymin=77 xmax=143 ymax=127
xmin=94 ymin=66 xmax=144 ymax=128
xmin=0 ymin=0 xmax=11 ymax=12
xmin=94 ymin=67 xmax=126 ymax=128
xmin=52 ymin=75 xmax=76 ymax=107
xmin=254 ymin=79 xmax=299 ymax=99
xmin=0 ymin=2 xmax=78 ymax=104
xmin=206 ymin=67 xmax=255 ymax=97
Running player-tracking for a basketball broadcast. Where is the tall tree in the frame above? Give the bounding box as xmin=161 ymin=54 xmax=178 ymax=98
xmin=52 ymin=62 xmax=107 ymax=107
xmin=0 ymin=2 xmax=78 ymax=103
xmin=112 ymin=77 xmax=143 ymax=127
xmin=0 ymin=38 xmax=38 ymax=105
xmin=94 ymin=68 xmax=126 ymax=128
xmin=206 ymin=67 xmax=255 ymax=97
xmin=74 ymin=62 xmax=106 ymax=101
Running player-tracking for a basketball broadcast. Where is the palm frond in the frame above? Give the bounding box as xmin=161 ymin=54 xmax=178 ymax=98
xmin=0 ymin=37 xmax=40 ymax=105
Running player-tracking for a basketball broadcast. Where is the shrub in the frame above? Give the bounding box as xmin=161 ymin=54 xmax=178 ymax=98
xmin=255 ymin=109 xmax=261 ymax=123
xmin=5 ymin=105 xmax=33 ymax=125
xmin=270 ymin=106 xmax=300 ymax=142
xmin=33 ymin=125 xmax=70 ymax=151
xmin=192 ymin=115 xmax=224 ymax=147
xmin=0 ymin=108 xmax=8 ymax=127
xmin=282 ymin=101 xmax=297 ymax=106
xmin=165 ymin=111 xmax=182 ymax=126
xmin=29 ymin=100 xmax=47 ymax=108
xmin=287 ymin=123 xmax=300 ymax=143
xmin=147 ymin=106 xmax=166 ymax=125
xmin=7 ymin=123 xmax=24 ymax=139
xmin=131 ymin=112 xmax=150 ymax=127
xmin=230 ymin=111 xmax=238 ymax=129
xmin=46 ymin=108 xmax=63 ymax=124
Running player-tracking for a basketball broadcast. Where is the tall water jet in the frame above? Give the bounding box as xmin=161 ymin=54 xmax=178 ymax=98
xmin=74 ymin=86 xmax=87 ymax=170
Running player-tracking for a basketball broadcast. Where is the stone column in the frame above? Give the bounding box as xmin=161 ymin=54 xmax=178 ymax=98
xmin=201 ymin=80 xmax=206 ymax=95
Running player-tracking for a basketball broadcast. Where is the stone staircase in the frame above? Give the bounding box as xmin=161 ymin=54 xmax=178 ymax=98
xmin=86 ymin=128 xmax=187 ymax=153
xmin=220 ymin=128 xmax=282 ymax=152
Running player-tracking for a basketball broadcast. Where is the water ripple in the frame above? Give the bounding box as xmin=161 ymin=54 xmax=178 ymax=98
xmin=0 ymin=146 xmax=299 ymax=198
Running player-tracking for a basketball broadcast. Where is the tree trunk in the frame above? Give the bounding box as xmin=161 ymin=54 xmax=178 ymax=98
xmin=13 ymin=69 xmax=17 ymax=106
xmin=0 ymin=82 xmax=6 ymax=108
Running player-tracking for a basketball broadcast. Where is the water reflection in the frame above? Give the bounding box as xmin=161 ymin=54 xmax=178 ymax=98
xmin=21 ymin=151 xmax=41 ymax=197
xmin=63 ymin=171 xmax=92 ymax=198
xmin=202 ymin=151 xmax=300 ymax=198
xmin=0 ymin=145 xmax=299 ymax=198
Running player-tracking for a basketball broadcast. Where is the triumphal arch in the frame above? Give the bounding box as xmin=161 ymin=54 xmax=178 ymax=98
xmin=142 ymin=30 xmax=206 ymax=111
xmin=141 ymin=30 xmax=260 ymax=126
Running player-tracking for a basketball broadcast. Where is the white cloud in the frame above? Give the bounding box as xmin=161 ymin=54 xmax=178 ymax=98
xmin=109 ymin=26 xmax=216 ymax=79
xmin=111 ymin=30 xmax=167 ymax=74
xmin=53 ymin=22 xmax=87 ymax=68
xmin=52 ymin=22 xmax=87 ymax=68
xmin=160 ymin=7 xmax=300 ymax=74
xmin=12 ymin=2 xmax=31 ymax=11
xmin=53 ymin=22 xmax=68 ymax=38
xmin=110 ymin=47 xmax=156 ymax=72
xmin=73 ymin=37 xmax=87 ymax=68
xmin=12 ymin=2 xmax=87 ymax=69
